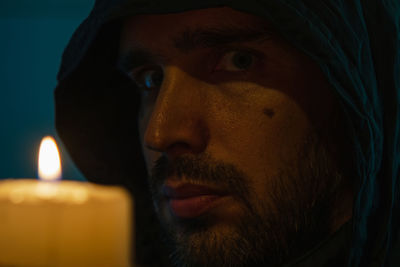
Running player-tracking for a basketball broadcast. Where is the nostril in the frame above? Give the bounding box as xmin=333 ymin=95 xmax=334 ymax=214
xmin=145 ymin=143 xmax=162 ymax=152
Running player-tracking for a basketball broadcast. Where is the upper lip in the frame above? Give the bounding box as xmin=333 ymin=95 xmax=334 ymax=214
xmin=162 ymin=183 xmax=227 ymax=199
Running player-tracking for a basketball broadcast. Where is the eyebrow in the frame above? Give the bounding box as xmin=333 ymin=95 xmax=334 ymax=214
xmin=173 ymin=24 xmax=274 ymax=52
xmin=117 ymin=24 xmax=274 ymax=73
xmin=117 ymin=49 xmax=163 ymax=74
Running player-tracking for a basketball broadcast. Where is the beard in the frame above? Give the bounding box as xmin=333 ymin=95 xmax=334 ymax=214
xmin=147 ymin=127 xmax=352 ymax=267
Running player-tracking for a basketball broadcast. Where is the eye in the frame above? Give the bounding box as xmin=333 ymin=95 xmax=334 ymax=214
xmin=214 ymin=50 xmax=257 ymax=72
xmin=130 ymin=67 xmax=163 ymax=92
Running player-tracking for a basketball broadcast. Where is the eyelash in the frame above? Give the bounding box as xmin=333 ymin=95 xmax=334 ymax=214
xmin=128 ymin=48 xmax=263 ymax=92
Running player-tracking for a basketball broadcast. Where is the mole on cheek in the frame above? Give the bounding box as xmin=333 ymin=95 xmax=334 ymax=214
xmin=263 ymin=108 xmax=275 ymax=118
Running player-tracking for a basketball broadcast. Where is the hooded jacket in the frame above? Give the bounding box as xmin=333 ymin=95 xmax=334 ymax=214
xmin=54 ymin=0 xmax=400 ymax=266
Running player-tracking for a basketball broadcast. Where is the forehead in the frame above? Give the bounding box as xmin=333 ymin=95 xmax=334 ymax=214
xmin=119 ymin=7 xmax=273 ymax=53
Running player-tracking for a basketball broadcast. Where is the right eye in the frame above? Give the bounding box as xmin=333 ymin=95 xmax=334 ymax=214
xmin=130 ymin=67 xmax=164 ymax=92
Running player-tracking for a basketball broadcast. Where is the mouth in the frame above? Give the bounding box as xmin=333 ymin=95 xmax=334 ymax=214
xmin=162 ymin=182 xmax=229 ymax=219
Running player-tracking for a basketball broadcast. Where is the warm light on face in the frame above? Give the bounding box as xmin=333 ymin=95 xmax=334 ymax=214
xmin=38 ymin=136 xmax=62 ymax=181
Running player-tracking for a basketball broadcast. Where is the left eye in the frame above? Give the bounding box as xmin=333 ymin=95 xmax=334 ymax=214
xmin=214 ymin=50 xmax=256 ymax=72
xmin=130 ymin=67 xmax=164 ymax=92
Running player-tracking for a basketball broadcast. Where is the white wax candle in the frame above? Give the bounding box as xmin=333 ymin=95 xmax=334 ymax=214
xmin=0 ymin=179 xmax=133 ymax=267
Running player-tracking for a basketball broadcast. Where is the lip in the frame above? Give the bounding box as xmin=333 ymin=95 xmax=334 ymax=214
xmin=162 ymin=183 xmax=228 ymax=218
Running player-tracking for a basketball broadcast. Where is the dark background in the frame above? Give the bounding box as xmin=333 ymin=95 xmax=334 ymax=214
xmin=0 ymin=0 xmax=96 ymax=181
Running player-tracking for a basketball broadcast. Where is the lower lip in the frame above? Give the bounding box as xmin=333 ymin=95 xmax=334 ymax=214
xmin=168 ymin=195 xmax=224 ymax=218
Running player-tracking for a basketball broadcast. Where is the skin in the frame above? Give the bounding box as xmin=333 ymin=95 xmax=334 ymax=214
xmin=119 ymin=7 xmax=354 ymax=267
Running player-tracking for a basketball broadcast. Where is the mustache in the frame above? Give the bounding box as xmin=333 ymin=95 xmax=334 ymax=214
xmin=150 ymin=152 xmax=251 ymax=199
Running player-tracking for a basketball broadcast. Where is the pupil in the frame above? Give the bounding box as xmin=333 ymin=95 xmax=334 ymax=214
xmin=233 ymin=52 xmax=253 ymax=69
xmin=145 ymin=70 xmax=163 ymax=89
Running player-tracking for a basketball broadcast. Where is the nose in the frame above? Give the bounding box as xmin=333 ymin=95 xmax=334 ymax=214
xmin=142 ymin=65 xmax=210 ymax=161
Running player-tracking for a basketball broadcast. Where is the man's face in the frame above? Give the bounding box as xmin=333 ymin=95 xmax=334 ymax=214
xmin=119 ymin=7 xmax=353 ymax=266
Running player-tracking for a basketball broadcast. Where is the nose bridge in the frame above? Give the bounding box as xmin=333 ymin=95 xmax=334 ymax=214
xmin=144 ymin=65 xmax=209 ymax=156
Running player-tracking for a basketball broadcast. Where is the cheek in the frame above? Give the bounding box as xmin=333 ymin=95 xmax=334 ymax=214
xmin=214 ymin=89 xmax=312 ymax=191
xmin=138 ymin=109 xmax=154 ymax=175
xmin=254 ymin=109 xmax=311 ymax=203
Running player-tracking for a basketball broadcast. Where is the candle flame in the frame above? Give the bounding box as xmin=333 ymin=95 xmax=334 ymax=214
xmin=38 ymin=136 xmax=62 ymax=181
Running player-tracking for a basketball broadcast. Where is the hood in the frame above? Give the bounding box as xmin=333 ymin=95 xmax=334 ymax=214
xmin=54 ymin=0 xmax=400 ymax=266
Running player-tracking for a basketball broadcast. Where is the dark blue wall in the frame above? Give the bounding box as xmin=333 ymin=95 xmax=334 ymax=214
xmin=0 ymin=1 xmax=95 ymax=181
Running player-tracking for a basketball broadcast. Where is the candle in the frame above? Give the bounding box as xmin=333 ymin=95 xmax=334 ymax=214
xmin=0 ymin=136 xmax=133 ymax=267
